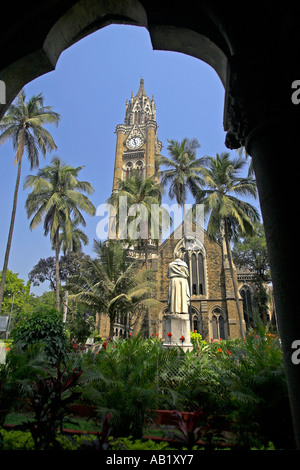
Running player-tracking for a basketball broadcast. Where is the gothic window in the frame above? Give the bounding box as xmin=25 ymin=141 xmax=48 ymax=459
xmin=211 ymin=308 xmax=226 ymax=340
xmin=185 ymin=250 xmax=206 ymax=295
xmin=240 ymin=286 xmax=254 ymax=327
xmin=125 ymin=161 xmax=133 ymax=179
xmin=136 ymin=160 xmax=144 ymax=178
xmin=191 ymin=307 xmax=203 ymax=335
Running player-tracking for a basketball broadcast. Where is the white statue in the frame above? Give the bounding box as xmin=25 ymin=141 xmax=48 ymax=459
xmin=167 ymin=248 xmax=190 ymax=314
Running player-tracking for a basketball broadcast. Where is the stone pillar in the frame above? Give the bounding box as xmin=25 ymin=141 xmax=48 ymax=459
xmin=224 ymin=57 xmax=300 ymax=448
xmin=112 ymin=125 xmax=127 ymax=191
xmin=145 ymin=121 xmax=156 ymax=178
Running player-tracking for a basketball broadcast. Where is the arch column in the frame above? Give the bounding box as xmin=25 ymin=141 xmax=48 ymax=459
xmin=224 ymin=57 xmax=300 ymax=448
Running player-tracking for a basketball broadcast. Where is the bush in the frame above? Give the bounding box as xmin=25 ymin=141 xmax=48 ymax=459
xmin=11 ymin=308 xmax=68 ymax=363
xmin=80 ymin=334 xmax=183 ymax=438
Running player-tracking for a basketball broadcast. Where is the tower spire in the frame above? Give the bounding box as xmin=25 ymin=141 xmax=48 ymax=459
xmin=137 ymin=77 xmax=145 ymax=95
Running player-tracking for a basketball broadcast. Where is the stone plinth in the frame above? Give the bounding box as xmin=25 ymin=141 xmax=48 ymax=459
xmin=163 ymin=313 xmax=193 ymax=352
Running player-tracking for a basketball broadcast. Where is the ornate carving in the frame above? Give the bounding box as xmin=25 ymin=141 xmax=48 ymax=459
xmin=224 ymin=58 xmax=300 ymax=150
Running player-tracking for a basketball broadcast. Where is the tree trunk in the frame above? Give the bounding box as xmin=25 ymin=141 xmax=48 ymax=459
xmin=0 ymin=159 xmax=22 ymax=312
xmin=224 ymin=219 xmax=245 ymax=338
xmin=109 ymin=311 xmax=115 ymax=339
xmin=55 ymin=234 xmax=60 ymax=312
xmin=62 ymin=290 xmax=68 ymax=323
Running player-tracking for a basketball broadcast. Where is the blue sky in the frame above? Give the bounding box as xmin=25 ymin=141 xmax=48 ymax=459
xmin=0 ymin=25 xmax=258 ymax=295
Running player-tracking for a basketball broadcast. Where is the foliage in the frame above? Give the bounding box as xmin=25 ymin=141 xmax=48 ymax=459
xmin=11 ymin=308 xmax=68 ymax=363
xmin=190 ymin=330 xmax=207 ymax=351
xmin=79 ymin=334 xmax=182 ymax=438
xmin=195 ymin=153 xmax=259 ymax=241
xmin=0 ymin=270 xmax=32 ymax=330
xmin=232 ymin=222 xmax=271 ymax=324
xmin=15 ymin=357 xmax=83 ymax=450
xmin=68 ymin=239 xmax=160 ymax=338
xmin=66 ymin=305 xmax=95 ymax=344
xmin=0 ymin=428 xmax=177 ymax=451
xmin=28 ymin=252 xmax=92 ymax=292
xmin=0 ymin=323 xmax=294 ymax=449
xmin=29 ymin=290 xmax=57 ymax=312
xmin=24 ymin=156 xmax=95 ymax=310
xmin=167 ymin=408 xmax=204 ymax=450
xmin=0 ymin=344 xmax=49 ymax=447
xmin=107 ymin=173 xmax=167 ymax=245
xmin=215 ymin=327 xmax=292 ymax=448
xmin=0 ymin=90 xmax=60 ymax=312
xmin=159 ymin=137 xmax=207 ymax=205
xmin=232 ymin=222 xmax=270 ymax=280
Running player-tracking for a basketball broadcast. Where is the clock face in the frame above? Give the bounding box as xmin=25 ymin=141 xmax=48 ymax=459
xmin=127 ymin=136 xmax=142 ymax=149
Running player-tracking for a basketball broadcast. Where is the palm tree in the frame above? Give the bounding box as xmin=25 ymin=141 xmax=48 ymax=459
xmin=0 ymin=90 xmax=60 ymax=312
xmin=107 ymin=172 xmax=169 ymax=267
xmin=58 ymin=217 xmax=89 ymax=323
xmin=67 ymin=239 xmax=160 ymax=339
xmin=58 ymin=217 xmax=89 ymax=256
xmin=195 ymin=152 xmax=260 ymax=337
xmin=159 ymin=138 xmax=207 ymax=237
xmin=24 ymin=157 xmax=95 ymax=311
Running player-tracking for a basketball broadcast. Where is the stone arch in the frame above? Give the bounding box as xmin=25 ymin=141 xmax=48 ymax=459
xmin=1 ymin=1 xmax=300 ymax=447
xmin=0 ymin=0 xmax=228 ymax=119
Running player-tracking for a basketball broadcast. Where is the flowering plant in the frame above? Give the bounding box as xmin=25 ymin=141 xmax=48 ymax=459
xmin=179 ymin=335 xmax=185 ymax=344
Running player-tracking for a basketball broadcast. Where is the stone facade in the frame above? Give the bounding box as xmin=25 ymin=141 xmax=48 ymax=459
xmin=149 ymin=224 xmax=245 ymax=342
xmin=99 ymin=79 xmax=245 ymax=341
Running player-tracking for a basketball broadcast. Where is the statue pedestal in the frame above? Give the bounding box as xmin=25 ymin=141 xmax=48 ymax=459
xmin=163 ymin=313 xmax=193 ymax=352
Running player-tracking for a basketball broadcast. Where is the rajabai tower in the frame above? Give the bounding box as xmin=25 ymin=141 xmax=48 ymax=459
xmin=112 ymin=78 xmax=162 ymax=192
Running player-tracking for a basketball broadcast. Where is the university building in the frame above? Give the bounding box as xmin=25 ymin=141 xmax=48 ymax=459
xmin=97 ymin=79 xmax=266 ymax=342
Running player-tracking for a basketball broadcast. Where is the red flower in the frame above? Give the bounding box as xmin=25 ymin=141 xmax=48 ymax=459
xmin=218 ymin=348 xmax=222 ymax=352
xmin=180 ymin=335 xmax=185 ymax=342
xmin=102 ymin=342 xmax=107 ymax=350
xmin=167 ymin=332 xmax=172 ymax=337
xmin=227 ymin=350 xmax=231 ymax=355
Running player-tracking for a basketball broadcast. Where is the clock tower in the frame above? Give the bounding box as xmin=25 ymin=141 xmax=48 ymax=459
xmin=112 ymin=78 xmax=162 ymax=192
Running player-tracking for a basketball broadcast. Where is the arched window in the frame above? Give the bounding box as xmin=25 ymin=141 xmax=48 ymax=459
xmin=125 ymin=161 xmax=133 ymax=179
xmin=191 ymin=307 xmax=203 ymax=335
xmin=211 ymin=308 xmax=226 ymax=340
xmin=240 ymin=286 xmax=254 ymax=328
xmin=136 ymin=160 xmax=143 ymax=178
xmin=185 ymin=249 xmax=206 ymax=295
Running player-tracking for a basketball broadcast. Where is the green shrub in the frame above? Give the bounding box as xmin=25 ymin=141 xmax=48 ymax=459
xmin=11 ymin=308 xmax=68 ymax=363
xmin=80 ymin=334 xmax=183 ymax=438
xmin=0 ymin=429 xmax=35 ymax=450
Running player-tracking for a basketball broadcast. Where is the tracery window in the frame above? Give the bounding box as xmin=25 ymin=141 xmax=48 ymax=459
xmin=211 ymin=308 xmax=226 ymax=340
xmin=191 ymin=307 xmax=203 ymax=335
xmin=136 ymin=160 xmax=144 ymax=178
xmin=125 ymin=161 xmax=133 ymax=179
xmin=240 ymin=285 xmax=254 ymax=327
xmin=185 ymin=250 xmax=206 ymax=295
